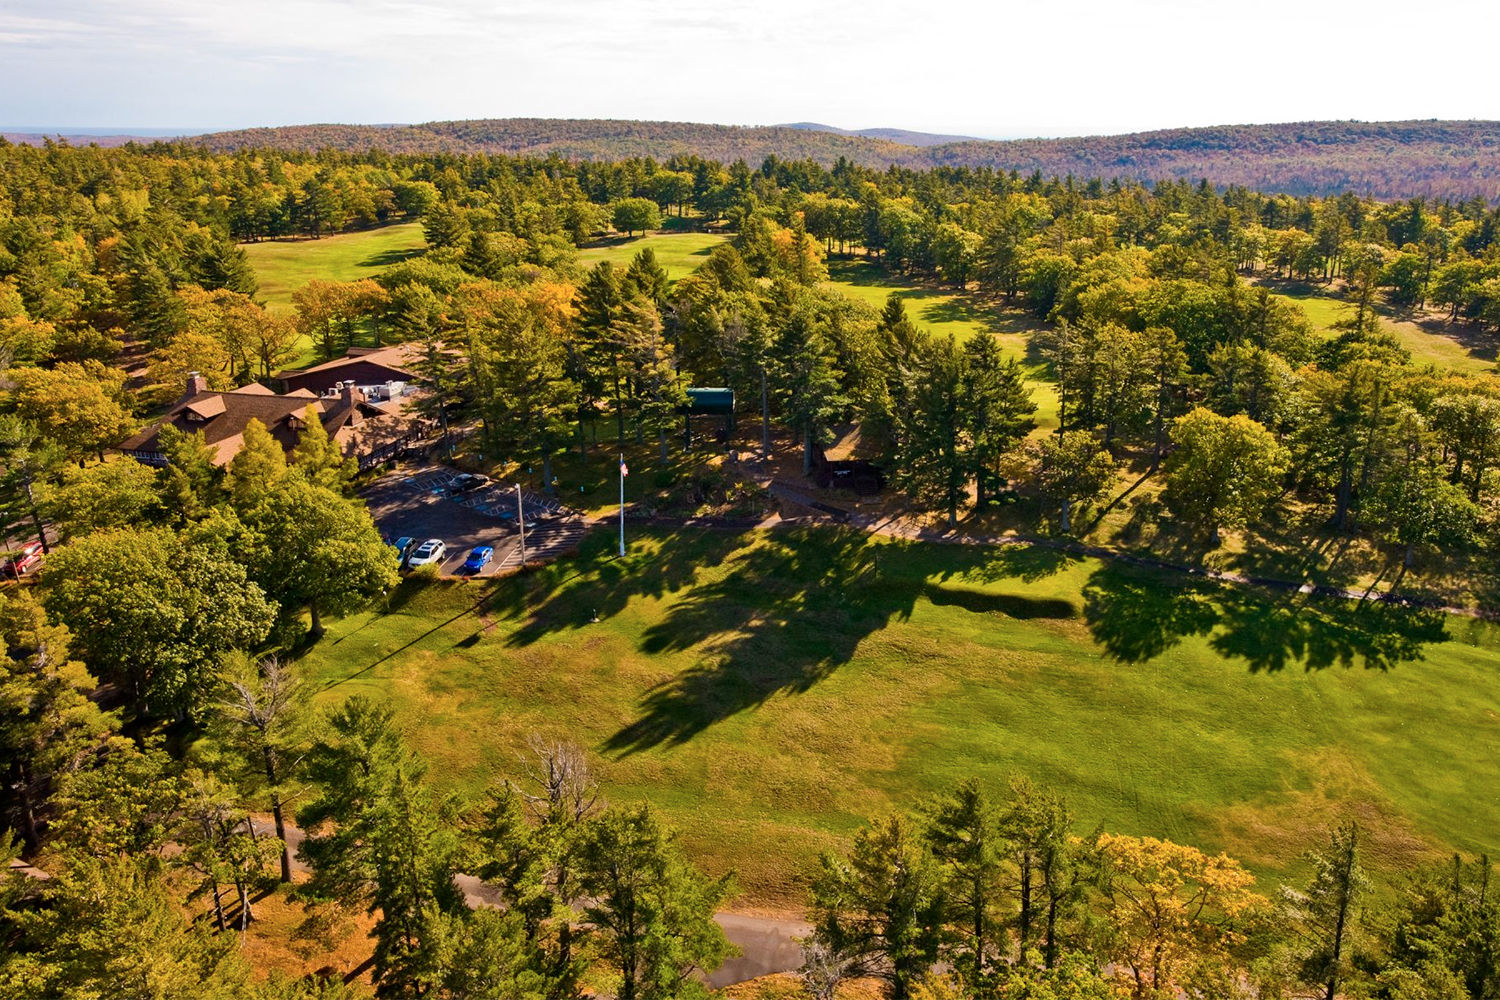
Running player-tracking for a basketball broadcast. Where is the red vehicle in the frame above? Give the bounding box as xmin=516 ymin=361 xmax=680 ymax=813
xmin=3 ymin=542 xmax=44 ymax=579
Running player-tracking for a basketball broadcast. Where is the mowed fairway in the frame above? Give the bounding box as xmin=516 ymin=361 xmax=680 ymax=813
xmin=825 ymin=258 xmax=1059 ymax=429
xmin=1269 ymin=284 xmax=1494 ymax=374
xmin=243 ymin=222 xmax=428 ymax=314
xmin=298 ymin=524 xmax=1500 ymax=908
xmin=579 ymin=232 xmax=729 ymax=279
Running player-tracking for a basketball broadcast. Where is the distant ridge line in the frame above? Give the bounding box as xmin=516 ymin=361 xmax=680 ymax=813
xmin=30 ymin=116 xmax=1496 ymax=201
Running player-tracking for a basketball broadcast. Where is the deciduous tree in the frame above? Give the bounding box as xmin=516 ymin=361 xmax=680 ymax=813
xmin=1163 ymin=408 xmax=1288 ymax=544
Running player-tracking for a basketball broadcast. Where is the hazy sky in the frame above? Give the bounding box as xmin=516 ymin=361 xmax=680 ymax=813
xmin=2 ymin=0 xmax=1497 ymax=137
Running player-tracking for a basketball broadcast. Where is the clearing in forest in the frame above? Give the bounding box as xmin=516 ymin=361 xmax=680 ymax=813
xmin=242 ymin=221 xmax=428 ymax=313
xmin=298 ymin=524 xmax=1500 ymax=909
xmin=824 ymin=257 xmax=1060 ymax=429
xmin=1266 ymin=280 xmax=1494 ymax=374
xmin=578 ymin=231 xmax=729 ymax=280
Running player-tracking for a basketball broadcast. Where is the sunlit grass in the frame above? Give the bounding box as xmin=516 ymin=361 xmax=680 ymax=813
xmin=299 ymin=525 xmax=1500 ymax=908
xmin=578 ymin=232 xmax=730 ymax=280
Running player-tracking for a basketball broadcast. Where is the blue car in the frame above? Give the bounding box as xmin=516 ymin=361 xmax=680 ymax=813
xmin=463 ymin=546 xmax=494 ymax=574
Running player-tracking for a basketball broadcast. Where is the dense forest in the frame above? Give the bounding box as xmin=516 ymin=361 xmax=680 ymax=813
xmin=187 ymin=118 xmax=1500 ymax=200
xmin=6 ymin=137 xmax=1500 ymax=996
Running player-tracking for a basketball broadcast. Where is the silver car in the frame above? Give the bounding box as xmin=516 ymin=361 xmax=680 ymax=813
xmin=406 ymin=538 xmax=447 ymax=568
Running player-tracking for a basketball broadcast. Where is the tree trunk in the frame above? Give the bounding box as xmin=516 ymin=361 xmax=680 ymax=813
xmin=1060 ymin=498 xmax=1071 ymax=534
xmin=237 ymin=878 xmax=252 ymax=930
xmin=23 ymin=480 xmax=47 ymax=553
xmin=972 ymin=871 xmax=985 ymax=971
xmin=270 ymin=798 xmax=292 ymax=883
xmin=1045 ymin=891 xmax=1059 ymax=969
xmin=15 ymin=764 xmax=38 ymax=850
xmin=614 ymin=377 xmax=626 ymax=445
xmin=309 ymin=604 xmax=324 ymax=640
xmin=802 ymin=424 xmax=814 ymax=478
xmin=1018 ymin=853 xmax=1033 ymax=956
xmin=760 ymin=369 xmax=771 ymax=454
xmin=658 ymin=428 xmax=668 ymax=464
xmin=543 ymin=451 xmax=555 ymax=494
xmin=975 ymin=447 xmax=987 ymax=511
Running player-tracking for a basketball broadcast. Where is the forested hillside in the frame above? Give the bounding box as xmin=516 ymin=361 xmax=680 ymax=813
xmin=193 ymin=117 xmax=1500 ymax=200
xmin=8 ymin=136 xmax=1500 ymax=997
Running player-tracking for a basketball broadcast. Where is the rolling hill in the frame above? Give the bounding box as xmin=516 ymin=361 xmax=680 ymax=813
xmin=194 ymin=117 xmax=1500 ymax=200
xmin=778 ymin=121 xmax=984 ymax=146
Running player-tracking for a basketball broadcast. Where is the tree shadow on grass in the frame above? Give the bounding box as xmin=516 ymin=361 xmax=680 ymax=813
xmin=499 ymin=527 xmax=752 ymax=647
xmin=1082 ymin=562 xmax=1449 ymax=671
xmin=358 ymin=247 xmax=424 ymax=269
xmin=926 ymin=538 xmax=1085 ymax=586
xmin=1209 ymin=588 xmax=1449 ymax=673
xmin=917 ymin=297 xmax=1000 ymax=330
xmin=601 ymin=527 xmax=1079 ymax=756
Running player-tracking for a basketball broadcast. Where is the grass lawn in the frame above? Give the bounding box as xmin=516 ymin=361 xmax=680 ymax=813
xmin=243 ymin=222 xmax=428 ymax=314
xmin=297 ymin=524 xmax=1500 ymax=909
xmin=1269 ymin=283 xmax=1494 ymax=374
xmin=579 ymin=232 xmax=729 ymax=281
xmin=824 ymin=258 xmax=1059 ymax=430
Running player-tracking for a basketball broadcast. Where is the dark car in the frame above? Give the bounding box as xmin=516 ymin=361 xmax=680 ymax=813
xmin=462 ymin=546 xmax=494 ymax=574
xmin=449 ymin=473 xmax=491 ymax=496
xmin=387 ymin=536 xmax=418 ymax=566
xmin=3 ymin=541 xmax=44 ymax=579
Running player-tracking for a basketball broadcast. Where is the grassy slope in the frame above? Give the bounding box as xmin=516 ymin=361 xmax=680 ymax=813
xmin=824 ymin=258 xmax=1060 ymax=430
xmin=242 ymin=222 xmax=428 ymax=369
xmin=1269 ymin=284 xmax=1494 ymax=374
xmin=579 ymin=232 xmax=729 ymax=281
xmin=299 ymin=525 xmax=1500 ymax=907
xmin=243 ymin=222 xmax=428 ymax=314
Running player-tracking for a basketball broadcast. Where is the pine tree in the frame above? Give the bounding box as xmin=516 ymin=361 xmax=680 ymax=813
xmin=291 ymin=404 xmax=356 ymax=493
xmin=158 ymin=423 xmax=222 ymax=518
xmin=225 ymin=417 xmax=287 ymax=510
xmin=962 ymin=333 xmax=1036 ymax=509
xmin=210 ymin=654 xmax=310 ymax=884
xmin=772 ymin=300 xmax=848 ymax=477
xmin=475 ymin=304 xmax=578 ymax=492
xmin=576 ymin=804 xmax=735 ymax=1000
xmin=808 ymin=815 xmax=945 ymax=1000
xmin=922 ymin=780 xmax=1003 ymax=975
xmin=622 ymin=247 xmax=671 ymax=307
xmin=297 ymin=696 xmax=466 ymax=998
xmin=1283 ymin=822 xmax=1368 ymax=1000
xmin=893 ymin=333 xmax=968 ymax=525
xmin=0 ymin=591 xmax=115 ymax=849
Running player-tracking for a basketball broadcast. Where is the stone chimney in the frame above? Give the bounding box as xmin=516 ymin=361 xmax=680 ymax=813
xmin=184 ymin=371 xmax=209 ymax=400
xmin=340 ymin=381 xmax=365 ymax=425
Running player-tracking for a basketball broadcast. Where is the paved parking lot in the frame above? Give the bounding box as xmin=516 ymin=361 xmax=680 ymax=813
xmin=360 ymin=466 xmax=592 ymax=577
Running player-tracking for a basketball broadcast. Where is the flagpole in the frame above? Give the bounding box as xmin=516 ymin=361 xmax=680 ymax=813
xmin=618 ymin=453 xmax=626 ymax=557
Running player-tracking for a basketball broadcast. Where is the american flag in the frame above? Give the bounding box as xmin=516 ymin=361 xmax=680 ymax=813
xmin=619 ymin=458 xmax=629 ymax=477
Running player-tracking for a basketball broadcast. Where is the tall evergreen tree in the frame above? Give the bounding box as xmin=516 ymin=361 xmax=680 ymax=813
xmin=1283 ymin=822 xmax=1368 ymax=1000
xmin=576 ymin=805 xmax=735 ymax=1000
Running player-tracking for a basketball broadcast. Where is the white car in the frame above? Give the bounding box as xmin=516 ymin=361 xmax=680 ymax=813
xmin=406 ymin=538 xmax=447 ymax=568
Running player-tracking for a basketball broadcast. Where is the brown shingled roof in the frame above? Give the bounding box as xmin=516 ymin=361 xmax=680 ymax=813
xmin=272 ymin=343 xmax=423 ymax=396
xmin=119 ymin=386 xmax=326 ymax=464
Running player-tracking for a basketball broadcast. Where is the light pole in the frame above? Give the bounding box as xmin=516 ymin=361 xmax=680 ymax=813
xmin=618 ymin=455 xmax=628 ymax=557
xmin=515 ymin=483 xmax=527 ymax=566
